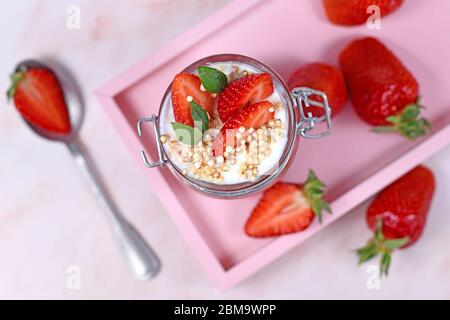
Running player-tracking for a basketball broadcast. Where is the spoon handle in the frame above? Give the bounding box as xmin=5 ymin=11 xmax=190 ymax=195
xmin=67 ymin=139 xmax=160 ymax=281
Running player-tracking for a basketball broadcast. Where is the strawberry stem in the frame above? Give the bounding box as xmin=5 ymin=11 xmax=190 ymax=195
xmin=303 ymin=170 xmax=332 ymax=223
xmin=356 ymin=218 xmax=409 ymax=277
xmin=373 ymin=101 xmax=430 ymax=140
xmin=6 ymin=69 xmax=26 ymax=101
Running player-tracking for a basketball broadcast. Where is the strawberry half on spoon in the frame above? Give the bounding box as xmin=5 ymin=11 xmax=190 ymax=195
xmin=7 ymin=66 xmax=71 ymax=134
xmin=245 ymin=171 xmax=331 ymax=238
xmin=356 ymin=165 xmax=435 ymax=277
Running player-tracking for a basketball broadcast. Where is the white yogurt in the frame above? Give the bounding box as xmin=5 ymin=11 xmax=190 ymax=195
xmin=159 ymin=62 xmax=288 ymax=185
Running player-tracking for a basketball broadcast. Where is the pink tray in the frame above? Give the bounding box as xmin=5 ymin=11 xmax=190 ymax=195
xmin=95 ymin=0 xmax=450 ymax=289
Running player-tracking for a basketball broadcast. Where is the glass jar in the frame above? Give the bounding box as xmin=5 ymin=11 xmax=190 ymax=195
xmin=137 ymin=54 xmax=332 ymax=199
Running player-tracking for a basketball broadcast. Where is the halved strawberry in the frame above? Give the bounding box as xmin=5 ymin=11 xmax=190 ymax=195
xmin=213 ymin=101 xmax=274 ymax=156
xmin=245 ymin=171 xmax=331 ymax=238
xmin=217 ymin=73 xmax=274 ymax=122
xmin=171 ymin=73 xmax=215 ymax=127
xmin=7 ymin=67 xmax=71 ymax=134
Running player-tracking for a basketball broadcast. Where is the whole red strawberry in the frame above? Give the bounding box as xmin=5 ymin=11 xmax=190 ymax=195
xmin=7 ymin=67 xmax=71 ymax=134
xmin=356 ymin=165 xmax=435 ymax=276
xmin=288 ymin=63 xmax=347 ymax=118
xmin=323 ymin=0 xmax=404 ymax=26
xmin=340 ymin=37 xmax=429 ymax=139
xmin=217 ymin=73 xmax=273 ymax=122
xmin=245 ymin=171 xmax=331 ymax=238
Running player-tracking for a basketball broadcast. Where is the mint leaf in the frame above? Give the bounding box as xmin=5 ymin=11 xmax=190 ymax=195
xmin=190 ymin=101 xmax=209 ymax=134
xmin=197 ymin=66 xmax=228 ymax=93
xmin=171 ymin=122 xmax=202 ymax=145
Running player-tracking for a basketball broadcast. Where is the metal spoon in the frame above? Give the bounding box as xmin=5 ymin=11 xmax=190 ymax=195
xmin=13 ymin=59 xmax=160 ymax=281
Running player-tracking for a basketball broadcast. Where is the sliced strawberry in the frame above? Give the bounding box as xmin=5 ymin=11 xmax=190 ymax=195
xmin=7 ymin=67 xmax=71 ymax=134
xmin=245 ymin=171 xmax=331 ymax=238
xmin=213 ymin=101 xmax=274 ymax=156
xmin=217 ymin=73 xmax=274 ymax=122
xmin=171 ymin=73 xmax=215 ymax=127
xmin=245 ymin=183 xmax=313 ymax=237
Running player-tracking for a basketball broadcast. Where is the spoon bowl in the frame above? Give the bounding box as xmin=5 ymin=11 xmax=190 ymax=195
xmin=14 ymin=59 xmax=84 ymax=144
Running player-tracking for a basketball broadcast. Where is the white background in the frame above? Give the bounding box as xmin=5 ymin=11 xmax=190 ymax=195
xmin=1 ymin=0 xmax=449 ymax=299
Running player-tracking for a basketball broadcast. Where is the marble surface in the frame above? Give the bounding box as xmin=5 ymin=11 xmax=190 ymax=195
xmin=1 ymin=0 xmax=450 ymax=299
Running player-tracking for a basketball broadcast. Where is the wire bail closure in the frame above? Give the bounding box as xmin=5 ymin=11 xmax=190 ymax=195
xmin=291 ymin=87 xmax=332 ymax=139
xmin=137 ymin=114 xmax=166 ymax=168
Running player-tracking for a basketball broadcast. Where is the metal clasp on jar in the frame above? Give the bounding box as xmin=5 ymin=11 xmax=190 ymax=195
xmin=136 ymin=114 xmax=167 ymax=168
xmin=291 ymin=87 xmax=332 ymax=139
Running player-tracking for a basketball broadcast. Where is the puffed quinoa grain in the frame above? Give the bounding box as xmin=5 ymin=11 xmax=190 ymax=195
xmin=164 ymin=112 xmax=286 ymax=183
xmin=160 ymin=135 xmax=168 ymax=144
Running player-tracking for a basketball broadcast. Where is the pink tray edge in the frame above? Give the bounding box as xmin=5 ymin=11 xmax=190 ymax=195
xmin=94 ymin=0 xmax=450 ymax=289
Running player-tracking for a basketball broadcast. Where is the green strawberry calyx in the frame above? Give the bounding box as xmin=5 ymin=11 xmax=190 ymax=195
xmin=303 ymin=170 xmax=332 ymax=223
xmin=6 ymin=69 xmax=27 ymax=101
xmin=356 ymin=218 xmax=409 ymax=278
xmin=373 ymin=101 xmax=430 ymax=140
